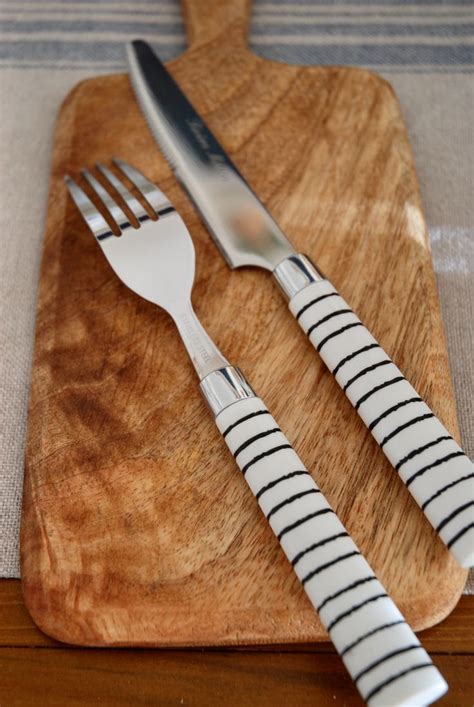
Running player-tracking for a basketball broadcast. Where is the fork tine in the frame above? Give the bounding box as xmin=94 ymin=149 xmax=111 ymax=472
xmin=113 ymin=158 xmax=175 ymax=217
xmin=64 ymin=176 xmax=114 ymax=241
xmin=82 ymin=169 xmax=132 ymax=234
xmin=96 ymin=162 xmax=150 ymax=223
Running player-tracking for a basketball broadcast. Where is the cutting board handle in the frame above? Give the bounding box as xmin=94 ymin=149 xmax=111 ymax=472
xmin=181 ymin=0 xmax=251 ymax=48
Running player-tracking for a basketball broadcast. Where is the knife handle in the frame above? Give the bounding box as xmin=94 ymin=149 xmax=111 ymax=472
xmin=287 ymin=278 xmax=474 ymax=568
xmin=213 ymin=394 xmax=447 ymax=706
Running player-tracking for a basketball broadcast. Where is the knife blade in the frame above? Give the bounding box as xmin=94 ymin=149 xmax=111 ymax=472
xmin=127 ymin=39 xmax=474 ymax=569
xmin=126 ymin=39 xmax=294 ymax=272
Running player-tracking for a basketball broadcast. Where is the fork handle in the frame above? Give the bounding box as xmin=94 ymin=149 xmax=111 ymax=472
xmin=201 ymin=378 xmax=447 ymax=706
xmin=286 ymin=277 xmax=474 ymax=568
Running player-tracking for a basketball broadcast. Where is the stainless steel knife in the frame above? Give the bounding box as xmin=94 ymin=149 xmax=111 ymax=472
xmin=127 ymin=39 xmax=474 ymax=568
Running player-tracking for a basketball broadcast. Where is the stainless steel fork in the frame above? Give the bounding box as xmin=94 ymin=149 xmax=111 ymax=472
xmin=65 ymin=160 xmax=447 ymax=707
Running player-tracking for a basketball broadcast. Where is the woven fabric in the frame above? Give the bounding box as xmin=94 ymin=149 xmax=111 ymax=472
xmin=0 ymin=0 xmax=472 ymax=592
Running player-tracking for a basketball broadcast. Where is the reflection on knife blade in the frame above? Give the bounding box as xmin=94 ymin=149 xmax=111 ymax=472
xmin=126 ymin=39 xmax=295 ymax=271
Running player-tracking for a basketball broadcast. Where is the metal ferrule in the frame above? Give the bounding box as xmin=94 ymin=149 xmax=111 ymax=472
xmin=200 ymin=366 xmax=255 ymax=417
xmin=273 ymin=254 xmax=324 ymax=300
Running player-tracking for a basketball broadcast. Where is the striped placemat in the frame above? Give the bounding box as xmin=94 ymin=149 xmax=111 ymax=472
xmin=0 ymin=0 xmax=472 ymax=593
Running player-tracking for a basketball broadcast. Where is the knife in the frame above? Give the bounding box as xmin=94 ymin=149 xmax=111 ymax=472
xmin=126 ymin=39 xmax=474 ymax=568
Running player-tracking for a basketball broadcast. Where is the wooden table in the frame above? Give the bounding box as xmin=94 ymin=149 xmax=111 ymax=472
xmin=1 ymin=580 xmax=473 ymax=705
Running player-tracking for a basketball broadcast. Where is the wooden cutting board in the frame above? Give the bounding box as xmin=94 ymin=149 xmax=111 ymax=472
xmin=21 ymin=0 xmax=467 ymax=646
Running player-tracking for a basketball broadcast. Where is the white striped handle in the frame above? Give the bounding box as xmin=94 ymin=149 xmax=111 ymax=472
xmin=216 ymin=396 xmax=448 ymax=707
xmin=289 ymin=279 xmax=474 ymax=568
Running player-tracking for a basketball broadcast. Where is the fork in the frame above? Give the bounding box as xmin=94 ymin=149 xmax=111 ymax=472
xmin=65 ymin=159 xmax=447 ymax=706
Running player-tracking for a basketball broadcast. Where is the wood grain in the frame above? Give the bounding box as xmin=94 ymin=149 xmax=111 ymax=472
xmin=21 ymin=0 xmax=466 ymax=646
xmin=2 ymin=582 xmax=473 ymax=705
xmin=2 ymin=581 xmax=473 ymax=654
xmin=1 ymin=649 xmax=473 ymax=707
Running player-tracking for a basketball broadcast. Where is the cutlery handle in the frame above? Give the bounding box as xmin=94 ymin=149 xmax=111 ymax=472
xmin=211 ymin=392 xmax=447 ymax=706
xmin=287 ymin=277 xmax=474 ymax=568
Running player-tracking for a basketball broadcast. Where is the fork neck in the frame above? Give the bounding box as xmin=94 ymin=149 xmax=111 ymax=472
xmin=172 ymin=304 xmax=230 ymax=381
